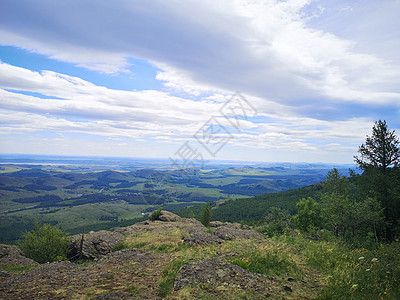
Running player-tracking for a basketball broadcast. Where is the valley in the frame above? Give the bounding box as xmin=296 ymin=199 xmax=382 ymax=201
xmin=0 ymin=155 xmax=352 ymax=243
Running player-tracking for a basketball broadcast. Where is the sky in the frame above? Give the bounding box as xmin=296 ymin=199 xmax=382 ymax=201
xmin=0 ymin=0 xmax=399 ymax=164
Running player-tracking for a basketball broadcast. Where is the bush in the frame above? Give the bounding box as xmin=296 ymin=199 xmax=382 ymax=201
xmin=259 ymin=207 xmax=291 ymax=237
xmin=149 ymin=208 xmax=162 ymax=221
xmin=18 ymin=222 xmax=70 ymax=263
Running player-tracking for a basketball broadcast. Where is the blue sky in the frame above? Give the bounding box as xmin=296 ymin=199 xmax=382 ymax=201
xmin=0 ymin=0 xmax=399 ymax=164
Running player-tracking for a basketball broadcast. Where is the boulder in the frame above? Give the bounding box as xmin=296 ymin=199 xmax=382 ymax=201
xmin=157 ymin=210 xmax=182 ymax=222
xmin=0 ymin=244 xmax=37 ymax=266
xmin=69 ymin=230 xmax=125 ymax=260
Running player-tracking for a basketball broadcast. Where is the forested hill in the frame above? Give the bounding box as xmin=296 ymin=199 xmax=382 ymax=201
xmin=177 ymin=183 xmax=322 ymax=223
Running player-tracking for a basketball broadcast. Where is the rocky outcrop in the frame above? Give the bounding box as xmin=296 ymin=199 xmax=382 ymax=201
xmin=0 ymin=244 xmax=37 ymax=266
xmin=183 ymin=232 xmax=223 ymax=246
xmin=212 ymin=223 xmax=265 ymax=240
xmin=174 ymin=258 xmax=273 ymax=292
xmin=69 ymin=230 xmax=125 ymax=260
xmin=157 ymin=210 xmax=182 ymax=222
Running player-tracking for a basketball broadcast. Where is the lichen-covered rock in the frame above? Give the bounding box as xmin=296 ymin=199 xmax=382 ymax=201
xmin=0 ymin=244 xmax=37 ymax=266
xmin=183 ymin=232 xmax=223 ymax=246
xmin=69 ymin=230 xmax=125 ymax=260
xmin=174 ymin=258 xmax=272 ymax=292
xmin=157 ymin=210 xmax=182 ymax=222
xmin=212 ymin=224 xmax=265 ymax=240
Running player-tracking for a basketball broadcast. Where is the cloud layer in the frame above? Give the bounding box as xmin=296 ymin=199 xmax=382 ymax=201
xmin=0 ymin=0 xmax=399 ymax=162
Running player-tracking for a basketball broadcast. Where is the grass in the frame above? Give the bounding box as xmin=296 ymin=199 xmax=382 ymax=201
xmin=150 ymin=226 xmax=400 ymax=299
xmin=226 ymin=249 xmax=300 ymax=277
xmin=3 ymin=214 xmax=399 ymax=300
xmin=0 ymin=264 xmax=36 ymax=274
xmin=127 ymin=284 xmax=140 ymax=295
xmin=280 ymin=235 xmax=400 ymax=300
xmin=158 ymin=257 xmax=191 ymax=297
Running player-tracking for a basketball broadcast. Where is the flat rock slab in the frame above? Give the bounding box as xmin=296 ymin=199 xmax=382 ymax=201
xmin=183 ymin=232 xmax=223 ymax=246
xmin=174 ymin=258 xmax=273 ymax=292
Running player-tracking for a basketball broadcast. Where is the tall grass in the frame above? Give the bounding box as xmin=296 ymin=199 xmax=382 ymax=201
xmin=282 ymin=235 xmax=400 ymax=299
xmin=226 ymin=249 xmax=299 ymax=277
xmin=157 ymin=257 xmax=190 ymax=298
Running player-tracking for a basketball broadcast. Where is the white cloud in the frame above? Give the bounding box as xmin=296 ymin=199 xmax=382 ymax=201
xmin=0 ymin=0 xmax=399 ymax=105
xmin=0 ymin=61 xmax=378 ymax=162
xmin=0 ymin=0 xmax=399 ymax=162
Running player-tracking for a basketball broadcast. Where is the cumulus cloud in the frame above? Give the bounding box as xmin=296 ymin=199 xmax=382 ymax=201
xmin=1 ymin=0 xmax=399 ymax=105
xmin=0 ymin=0 xmax=399 ymax=162
xmin=0 ymin=61 xmax=376 ymax=160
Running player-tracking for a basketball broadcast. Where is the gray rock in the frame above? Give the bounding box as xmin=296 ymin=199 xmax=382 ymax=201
xmin=183 ymin=232 xmax=223 ymax=246
xmin=174 ymin=258 xmax=272 ymax=291
xmin=69 ymin=230 xmax=125 ymax=260
xmin=0 ymin=244 xmax=37 ymax=266
xmin=157 ymin=210 xmax=182 ymax=222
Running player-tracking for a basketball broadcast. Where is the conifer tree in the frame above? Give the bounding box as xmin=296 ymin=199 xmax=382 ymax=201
xmin=201 ymin=203 xmax=212 ymax=227
xmin=354 ymin=120 xmax=400 ymax=240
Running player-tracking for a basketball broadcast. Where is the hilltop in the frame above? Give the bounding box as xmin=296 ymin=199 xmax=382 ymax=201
xmin=1 ymin=211 xmax=324 ymax=299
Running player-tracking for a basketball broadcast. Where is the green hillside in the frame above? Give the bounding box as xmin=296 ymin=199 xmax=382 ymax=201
xmin=177 ymin=183 xmax=322 ymax=223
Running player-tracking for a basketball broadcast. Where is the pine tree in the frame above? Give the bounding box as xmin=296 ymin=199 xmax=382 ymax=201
xmin=354 ymin=120 xmax=400 ymax=171
xmin=354 ymin=120 xmax=400 ymax=240
xmin=201 ymin=203 xmax=211 ymax=227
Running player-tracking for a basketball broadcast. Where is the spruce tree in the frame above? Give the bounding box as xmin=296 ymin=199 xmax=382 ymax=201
xmin=354 ymin=120 xmax=400 ymax=240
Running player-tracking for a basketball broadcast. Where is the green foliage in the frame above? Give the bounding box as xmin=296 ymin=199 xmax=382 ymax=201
xmin=157 ymin=257 xmax=190 ymax=298
xmin=127 ymin=284 xmax=140 ymax=295
xmin=259 ymin=207 xmax=291 ymax=237
xmin=149 ymin=208 xmax=162 ymax=221
xmin=0 ymin=264 xmax=36 ymax=274
xmin=132 ymin=242 xmax=147 ymax=248
xmin=154 ymin=244 xmax=176 ymax=253
xmin=317 ymin=168 xmax=385 ymax=245
xmin=200 ymin=203 xmax=212 ymax=227
xmin=227 ymin=249 xmax=299 ymax=277
xmin=308 ymin=239 xmax=399 ymax=299
xmin=112 ymin=242 xmax=130 ymax=252
xmin=354 ymin=120 xmax=400 ymax=241
xmin=281 ymin=235 xmax=400 ymax=300
xmin=292 ymin=197 xmax=323 ymax=232
xmin=354 ymin=120 xmax=400 ymax=171
xmin=17 ymin=222 xmax=69 ymax=264
xmin=210 ymin=184 xmax=321 ymax=223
